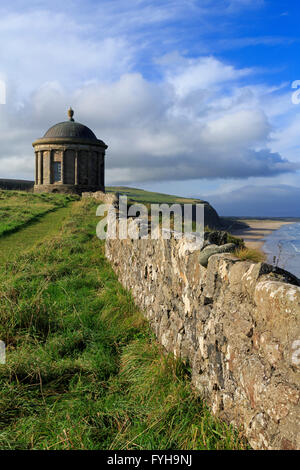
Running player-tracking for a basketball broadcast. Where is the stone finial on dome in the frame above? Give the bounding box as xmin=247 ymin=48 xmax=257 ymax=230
xmin=68 ymin=107 xmax=74 ymax=121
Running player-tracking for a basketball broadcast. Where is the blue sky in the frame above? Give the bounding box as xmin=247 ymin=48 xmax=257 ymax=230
xmin=0 ymin=0 xmax=300 ymax=216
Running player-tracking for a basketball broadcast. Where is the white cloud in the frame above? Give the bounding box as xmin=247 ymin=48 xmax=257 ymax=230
xmin=202 ymin=109 xmax=270 ymax=148
xmin=164 ymin=56 xmax=252 ymax=97
xmin=0 ymin=53 xmax=297 ymax=183
xmin=0 ymin=0 xmax=297 ymax=191
xmin=0 ymin=9 xmax=135 ymax=100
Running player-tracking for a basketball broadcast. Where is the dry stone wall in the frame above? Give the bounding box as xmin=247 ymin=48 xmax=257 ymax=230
xmin=105 ymin=219 xmax=300 ymax=450
xmin=82 ymin=191 xmax=117 ymax=205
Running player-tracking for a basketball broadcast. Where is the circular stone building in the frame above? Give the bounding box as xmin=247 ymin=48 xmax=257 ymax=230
xmin=33 ymin=108 xmax=107 ymax=194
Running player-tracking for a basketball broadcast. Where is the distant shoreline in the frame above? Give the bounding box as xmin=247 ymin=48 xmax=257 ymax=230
xmin=230 ymin=219 xmax=295 ymax=257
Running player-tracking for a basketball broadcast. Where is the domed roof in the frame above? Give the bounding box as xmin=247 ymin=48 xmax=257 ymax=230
xmin=43 ymin=120 xmax=98 ymax=140
xmin=43 ymin=107 xmax=97 ymax=140
xmin=33 ymin=108 xmax=107 ymax=149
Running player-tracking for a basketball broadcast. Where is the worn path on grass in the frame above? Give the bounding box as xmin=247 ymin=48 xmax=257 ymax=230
xmin=0 ymin=204 xmax=74 ymax=264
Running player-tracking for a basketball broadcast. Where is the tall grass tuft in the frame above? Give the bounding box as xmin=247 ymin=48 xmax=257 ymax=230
xmin=234 ymin=247 xmax=265 ymax=263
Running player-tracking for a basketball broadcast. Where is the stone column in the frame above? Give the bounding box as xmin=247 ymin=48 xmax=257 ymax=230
xmin=41 ymin=152 xmax=44 ymax=185
xmin=38 ymin=151 xmax=43 ymax=185
xmin=35 ymin=152 xmax=38 ymax=184
xmin=61 ymin=149 xmax=65 ymax=184
xmin=98 ymin=153 xmax=102 ymax=187
xmin=87 ymin=151 xmax=91 ymax=186
xmin=49 ymin=150 xmax=52 ymax=184
xmin=95 ymin=152 xmax=98 ymax=187
xmin=102 ymin=153 xmax=105 ymax=188
xmin=75 ymin=150 xmax=78 ymax=185
xmin=37 ymin=152 xmax=40 ymax=185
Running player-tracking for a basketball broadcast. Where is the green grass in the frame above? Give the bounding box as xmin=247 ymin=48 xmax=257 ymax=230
xmin=0 ymin=190 xmax=77 ymax=237
xmin=234 ymin=247 xmax=265 ymax=263
xmin=106 ymin=186 xmax=206 ymax=205
xmin=0 ymin=198 xmax=248 ymax=450
xmin=0 ymin=205 xmax=74 ymax=264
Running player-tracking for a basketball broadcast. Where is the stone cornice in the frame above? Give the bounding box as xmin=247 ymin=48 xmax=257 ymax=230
xmin=32 ymin=137 xmax=108 ymax=149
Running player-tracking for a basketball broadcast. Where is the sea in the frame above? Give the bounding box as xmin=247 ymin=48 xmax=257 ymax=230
xmin=263 ymin=222 xmax=300 ymax=279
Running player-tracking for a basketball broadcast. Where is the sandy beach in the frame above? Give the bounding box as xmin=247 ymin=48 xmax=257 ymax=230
xmin=230 ymin=220 xmax=293 ymax=253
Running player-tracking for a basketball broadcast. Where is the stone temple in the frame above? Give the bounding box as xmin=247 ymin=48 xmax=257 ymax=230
xmin=33 ymin=108 xmax=107 ymax=194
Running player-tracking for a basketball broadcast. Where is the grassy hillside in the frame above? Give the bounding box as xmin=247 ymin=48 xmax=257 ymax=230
xmin=107 ymin=186 xmax=222 ymax=229
xmin=106 ymin=186 xmax=205 ymax=205
xmin=0 ymin=179 xmax=34 ymax=191
xmin=0 ymin=198 xmax=247 ymax=450
xmin=0 ymin=190 xmax=76 ymax=237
